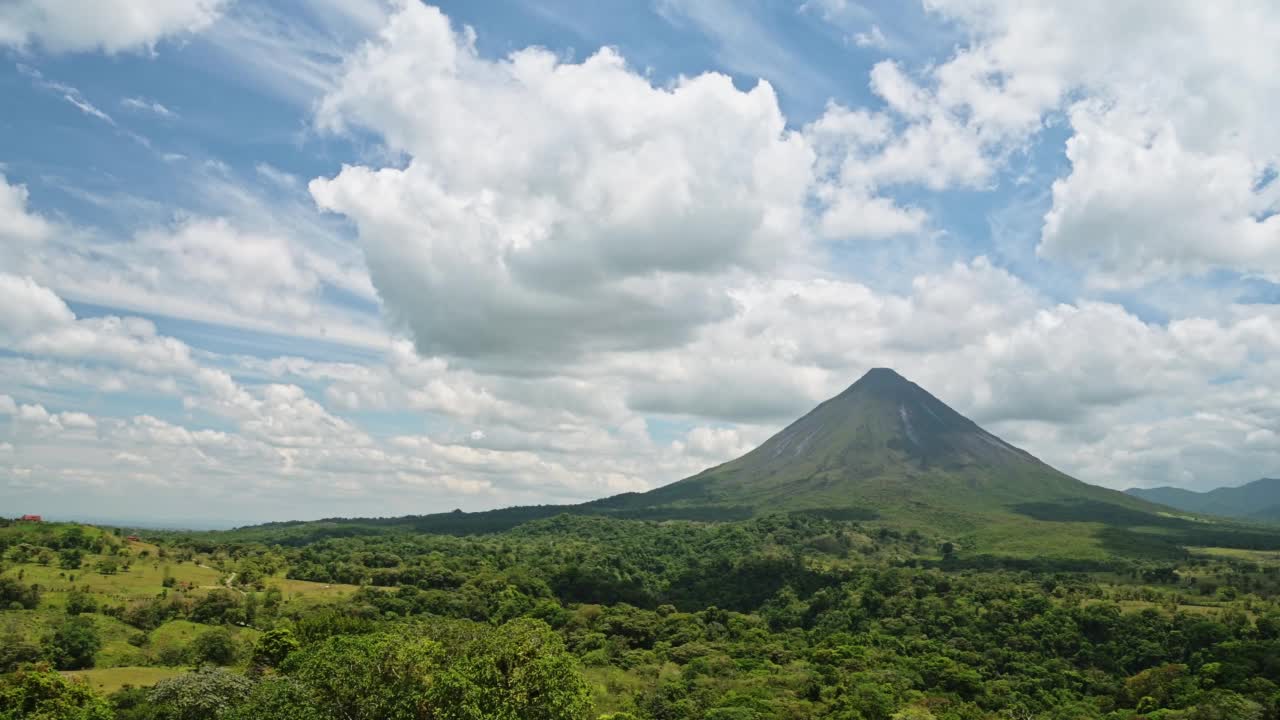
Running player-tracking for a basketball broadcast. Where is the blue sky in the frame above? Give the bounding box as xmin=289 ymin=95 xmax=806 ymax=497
xmin=2 ymin=0 xmax=1279 ymax=526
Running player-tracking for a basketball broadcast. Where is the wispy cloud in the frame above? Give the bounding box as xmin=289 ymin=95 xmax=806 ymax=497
xmin=19 ymin=64 xmax=117 ymax=126
xmin=656 ymin=0 xmax=842 ymax=110
xmin=200 ymin=0 xmax=390 ymax=106
xmin=853 ymin=24 xmax=888 ymax=49
xmin=121 ymin=96 xmax=177 ymax=118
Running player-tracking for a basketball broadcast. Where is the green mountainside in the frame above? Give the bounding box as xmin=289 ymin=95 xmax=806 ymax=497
xmin=226 ymin=369 xmax=1280 ymax=561
xmin=593 ymin=368 xmax=1154 ymax=523
xmin=1127 ymin=478 xmax=1280 ymax=523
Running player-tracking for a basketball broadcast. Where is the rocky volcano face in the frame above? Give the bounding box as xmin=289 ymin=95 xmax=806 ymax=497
xmin=754 ymin=368 xmax=1032 ymax=471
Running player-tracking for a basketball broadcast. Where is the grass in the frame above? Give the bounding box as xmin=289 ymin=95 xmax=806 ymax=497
xmin=1189 ymin=546 xmax=1280 ymax=564
xmin=86 ymin=613 xmax=150 ymax=668
xmin=2 ymin=535 xmax=358 ymax=675
xmin=149 ymin=619 xmax=261 ymax=659
xmin=62 ymin=666 xmax=186 ymax=694
xmin=269 ymin=576 xmax=360 ymax=600
xmin=1 ymin=556 xmax=222 ymax=602
xmin=957 ymin=515 xmax=1113 ymax=561
xmin=1111 ymin=600 xmax=1225 ymax=616
xmin=0 ymin=609 xmax=51 ymax=641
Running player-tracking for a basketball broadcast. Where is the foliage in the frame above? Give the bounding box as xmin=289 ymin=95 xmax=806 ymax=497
xmin=286 ymin=632 xmax=440 ymax=720
xmin=6 ymin=514 xmax=1280 ymax=719
xmin=47 ymin=617 xmax=102 ymax=670
xmin=429 ymin=618 xmax=592 ymax=720
xmin=147 ymin=667 xmax=254 ymax=720
xmin=190 ymin=628 xmax=239 ymax=666
xmin=0 ymin=664 xmax=112 ymax=720
xmin=0 ymin=576 xmax=41 ymax=610
xmin=66 ymin=589 xmax=98 ymax=616
xmin=250 ymin=628 xmax=299 ymax=669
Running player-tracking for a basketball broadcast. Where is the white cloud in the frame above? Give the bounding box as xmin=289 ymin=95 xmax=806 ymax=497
xmin=0 ymin=174 xmax=56 ymax=245
xmin=852 ymin=0 xmax=1280 ymax=285
xmin=311 ymin=2 xmax=817 ymax=366
xmin=121 ymin=96 xmax=176 ymax=118
xmin=678 ymin=426 xmax=757 ymax=461
xmin=1041 ymin=102 xmax=1280 ymax=286
xmin=133 ymin=217 xmax=323 ymax=320
xmin=0 ymin=273 xmax=75 ymax=343
xmin=57 ymin=411 xmax=97 ymax=430
xmin=18 ymin=315 xmax=196 ymax=374
xmin=1 ymin=176 xmax=386 ymax=351
xmin=853 ymin=24 xmax=888 ymax=49
xmin=0 ymin=0 xmax=227 ymax=54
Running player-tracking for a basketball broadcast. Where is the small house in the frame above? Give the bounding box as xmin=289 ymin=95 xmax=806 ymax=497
xmin=19 ymin=514 xmax=42 ymax=523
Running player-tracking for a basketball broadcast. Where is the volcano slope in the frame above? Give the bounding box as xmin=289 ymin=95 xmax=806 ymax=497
xmin=229 ymin=369 xmax=1280 ymax=562
xmin=583 ymin=368 xmax=1280 ymax=560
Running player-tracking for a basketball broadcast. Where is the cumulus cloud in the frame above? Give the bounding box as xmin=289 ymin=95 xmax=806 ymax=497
xmin=1041 ymin=103 xmax=1280 ymax=286
xmin=0 ymin=0 xmax=227 ymax=54
xmin=0 ymin=273 xmax=75 ymax=343
xmin=0 ymin=174 xmax=55 ymax=245
xmin=310 ymin=2 xmax=822 ymax=366
xmin=852 ymin=0 xmax=1280 ymax=285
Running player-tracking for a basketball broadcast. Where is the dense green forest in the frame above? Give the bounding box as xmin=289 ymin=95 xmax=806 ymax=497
xmin=4 ymin=512 xmax=1280 ymax=719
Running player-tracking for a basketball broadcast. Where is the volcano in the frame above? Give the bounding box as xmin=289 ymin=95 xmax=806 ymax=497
xmin=239 ymin=368 xmax=1280 ymax=559
xmin=588 ymin=368 xmax=1160 ymax=535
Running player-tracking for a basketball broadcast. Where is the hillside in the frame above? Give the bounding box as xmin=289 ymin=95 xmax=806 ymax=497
xmin=594 ymin=368 xmax=1155 ymax=523
xmin=1127 ymin=478 xmax=1280 ymax=523
xmin=219 ymin=369 xmax=1280 ymax=561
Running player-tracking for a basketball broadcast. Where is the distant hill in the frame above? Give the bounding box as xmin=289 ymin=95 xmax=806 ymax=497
xmin=218 ymin=369 xmax=1280 ymax=561
xmin=1127 ymin=478 xmax=1280 ymax=523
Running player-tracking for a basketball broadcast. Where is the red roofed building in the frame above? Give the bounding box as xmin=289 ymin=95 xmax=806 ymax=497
xmin=19 ymin=514 xmax=42 ymax=522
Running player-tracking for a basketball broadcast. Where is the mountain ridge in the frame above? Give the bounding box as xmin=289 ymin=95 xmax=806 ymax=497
xmin=1127 ymin=478 xmax=1280 ymax=523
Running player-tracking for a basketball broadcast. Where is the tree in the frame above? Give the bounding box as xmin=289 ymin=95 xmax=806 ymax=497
xmin=190 ymin=590 xmax=242 ymax=625
xmin=224 ymin=677 xmax=324 ymax=720
xmin=251 ymin=628 xmax=300 ymax=669
xmin=0 ymin=632 xmax=43 ymax=674
xmin=429 ymin=618 xmax=593 ymax=720
xmin=65 ymin=589 xmax=98 ymax=616
xmin=288 ymin=633 xmax=440 ymax=720
xmin=191 ymin=628 xmax=239 ymax=666
xmin=148 ymin=667 xmax=254 ymax=720
xmin=47 ymin=616 xmax=101 ymax=670
xmin=59 ymin=548 xmax=84 ymax=570
xmin=58 ymin=526 xmax=89 ymax=549
xmin=0 ymin=577 xmax=40 ymax=610
xmin=0 ymin=663 xmax=112 ymax=720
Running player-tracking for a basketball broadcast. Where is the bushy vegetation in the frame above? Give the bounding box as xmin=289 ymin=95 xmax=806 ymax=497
xmin=4 ymin=515 xmax=1280 ymax=719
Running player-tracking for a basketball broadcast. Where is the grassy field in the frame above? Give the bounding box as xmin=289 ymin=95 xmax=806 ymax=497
xmin=149 ymin=619 xmax=261 ymax=654
xmin=1110 ymin=600 xmax=1226 ymax=616
xmin=1 ymin=526 xmax=357 ymax=674
xmin=63 ymin=666 xmax=186 ymax=694
xmin=1189 ymin=546 xmax=1280 ymax=564
xmin=2 ymin=556 xmax=222 ymax=602
xmin=959 ymin=515 xmax=1112 ymax=561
